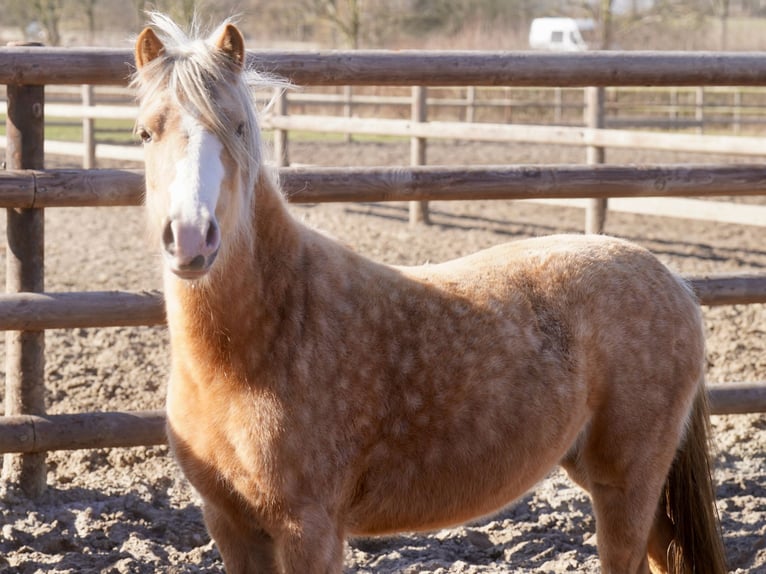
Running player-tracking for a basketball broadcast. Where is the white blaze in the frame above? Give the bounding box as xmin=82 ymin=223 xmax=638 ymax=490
xmin=167 ymin=114 xmax=224 ymax=262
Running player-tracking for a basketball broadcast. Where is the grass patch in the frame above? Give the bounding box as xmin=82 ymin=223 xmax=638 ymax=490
xmin=46 ymin=118 xmax=137 ymax=144
xmin=0 ymin=116 xmax=137 ymax=144
xmin=261 ymin=129 xmax=408 ymax=144
xmin=0 ymin=115 xmax=406 ymax=145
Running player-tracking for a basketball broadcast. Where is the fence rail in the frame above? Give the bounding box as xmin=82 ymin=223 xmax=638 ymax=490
xmin=2 ymin=164 xmax=766 ymax=230
xmin=6 ymin=49 xmax=766 ymax=86
xmin=0 ymin=291 xmax=164 ymax=330
xmin=4 ymin=164 xmax=766 ymax=207
xmin=0 ymin=411 xmax=166 ymax=454
xmin=2 ymin=48 xmax=766 ymax=496
xmin=262 ymin=114 xmax=766 ymax=156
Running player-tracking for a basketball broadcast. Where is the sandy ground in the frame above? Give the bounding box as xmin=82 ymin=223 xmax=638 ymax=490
xmin=0 ymin=140 xmax=765 ymax=573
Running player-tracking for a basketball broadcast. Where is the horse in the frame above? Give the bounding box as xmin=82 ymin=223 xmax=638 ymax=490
xmin=132 ymin=14 xmax=727 ymax=574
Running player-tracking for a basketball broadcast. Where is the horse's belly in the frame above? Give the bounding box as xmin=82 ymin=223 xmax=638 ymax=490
xmin=347 ymin=477 xmax=539 ymax=535
xmin=345 ymin=405 xmax=586 ymax=535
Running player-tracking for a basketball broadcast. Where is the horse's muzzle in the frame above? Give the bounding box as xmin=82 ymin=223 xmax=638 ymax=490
xmin=162 ymin=216 xmax=220 ymax=280
xmin=165 ymin=248 xmax=220 ymax=280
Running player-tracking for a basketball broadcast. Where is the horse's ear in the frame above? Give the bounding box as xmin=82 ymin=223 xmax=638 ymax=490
xmin=135 ymin=27 xmax=165 ymax=70
xmin=215 ymin=23 xmax=246 ymax=70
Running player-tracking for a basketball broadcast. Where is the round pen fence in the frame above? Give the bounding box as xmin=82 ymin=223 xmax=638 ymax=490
xmin=1 ymin=49 xmax=766 ymax=496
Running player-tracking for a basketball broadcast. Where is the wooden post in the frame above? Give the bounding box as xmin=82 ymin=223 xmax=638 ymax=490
xmin=696 ymin=86 xmax=705 ymax=134
xmin=273 ymin=89 xmax=289 ymax=167
xmin=504 ymin=87 xmax=512 ymax=123
xmin=82 ymin=84 xmax=96 ymax=169
xmin=3 ymin=42 xmax=47 ymax=498
xmin=669 ymin=87 xmax=678 ymax=129
xmin=343 ymin=85 xmax=353 ymax=143
xmin=465 ymin=86 xmax=476 ymax=123
xmin=585 ymin=86 xmax=607 ymax=234
xmin=409 ymin=86 xmax=429 ymax=226
xmin=553 ymin=87 xmax=563 ymax=124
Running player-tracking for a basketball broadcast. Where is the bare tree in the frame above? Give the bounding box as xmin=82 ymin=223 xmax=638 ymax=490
xmin=74 ymin=0 xmax=99 ymax=42
xmin=262 ymin=0 xmax=400 ymax=48
xmin=570 ymin=0 xmax=615 ymax=48
xmin=144 ymin=0 xmax=198 ymax=26
xmin=134 ymin=0 xmax=148 ymax=26
xmin=301 ymin=0 xmax=363 ymax=47
xmin=34 ymin=0 xmax=65 ymax=45
xmin=599 ymin=0 xmax=615 ymax=49
xmin=5 ymin=0 xmax=35 ymax=40
xmin=709 ymin=0 xmax=731 ymax=49
xmin=130 ymin=0 xmax=200 ymax=28
xmin=650 ymin=0 xmax=729 ymax=49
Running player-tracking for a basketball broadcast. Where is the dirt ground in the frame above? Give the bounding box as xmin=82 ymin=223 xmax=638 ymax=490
xmin=0 ymin=140 xmax=765 ymax=573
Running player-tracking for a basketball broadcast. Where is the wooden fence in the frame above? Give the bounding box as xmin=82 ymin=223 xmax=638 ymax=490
xmin=271 ymin=86 xmax=766 ymax=130
xmin=8 ymin=82 xmax=766 ymax=227
xmin=11 ymin=83 xmax=766 ymax=152
xmin=2 ymin=48 xmax=766 ymax=496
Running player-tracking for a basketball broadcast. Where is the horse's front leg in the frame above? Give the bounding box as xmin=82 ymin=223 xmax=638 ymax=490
xmin=202 ymin=500 xmax=278 ymax=573
xmin=275 ymin=506 xmax=345 ymax=574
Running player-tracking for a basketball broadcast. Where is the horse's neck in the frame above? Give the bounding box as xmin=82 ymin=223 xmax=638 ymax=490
xmin=165 ymin=169 xmax=306 ymax=370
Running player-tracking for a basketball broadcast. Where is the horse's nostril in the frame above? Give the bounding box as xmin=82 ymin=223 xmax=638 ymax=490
xmin=205 ymin=219 xmax=220 ymax=250
xmin=162 ymin=219 xmax=176 ymax=254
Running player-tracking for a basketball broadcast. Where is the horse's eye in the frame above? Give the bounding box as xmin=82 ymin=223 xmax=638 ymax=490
xmin=136 ymin=127 xmax=153 ymax=143
xmin=236 ymin=122 xmax=245 ymax=137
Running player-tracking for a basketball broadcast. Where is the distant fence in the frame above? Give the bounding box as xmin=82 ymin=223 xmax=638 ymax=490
xmin=6 ymin=84 xmax=766 ymax=164
xmin=277 ymin=85 xmax=766 ymax=135
xmin=7 ymin=80 xmax=766 ymax=227
xmin=1 ymin=48 xmax=766 ymax=497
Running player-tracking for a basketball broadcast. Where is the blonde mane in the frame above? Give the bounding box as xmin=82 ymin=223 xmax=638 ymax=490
xmin=131 ymin=12 xmax=284 ymax=194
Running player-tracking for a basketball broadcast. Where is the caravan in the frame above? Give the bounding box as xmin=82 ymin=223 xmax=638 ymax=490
xmin=528 ymin=18 xmax=592 ymax=52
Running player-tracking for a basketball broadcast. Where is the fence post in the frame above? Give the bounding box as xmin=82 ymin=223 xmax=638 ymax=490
xmin=584 ymin=86 xmax=607 ymax=234
xmin=343 ymin=85 xmax=353 ymax=143
xmin=82 ymin=84 xmax=96 ymax=169
xmin=696 ymin=87 xmax=705 ymax=134
xmin=669 ymin=87 xmax=678 ymax=129
xmin=465 ymin=86 xmax=476 ymax=123
xmin=273 ymin=89 xmax=289 ymax=167
xmin=409 ymin=86 xmax=430 ymax=225
xmin=2 ymin=42 xmax=47 ymax=498
xmin=553 ymin=87 xmax=563 ymax=124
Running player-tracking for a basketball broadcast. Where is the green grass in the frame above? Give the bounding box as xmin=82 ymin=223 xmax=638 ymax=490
xmin=0 ymin=116 xmax=406 ymax=145
xmin=261 ymin=129 xmax=408 ymax=144
xmin=45 ymin=118 xmax=137 ymax=144
xmin=0 ymin=116 xmax=138 ymax=144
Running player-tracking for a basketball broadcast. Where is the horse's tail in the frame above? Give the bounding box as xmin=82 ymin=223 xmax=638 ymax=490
xmin=654 ymin=385 xmax=727 ymax=574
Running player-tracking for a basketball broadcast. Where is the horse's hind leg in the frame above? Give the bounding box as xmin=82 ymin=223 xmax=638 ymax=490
xmin=587 ymin=480 xmax=659 ymax=573
xmin=562 ymin=454 xmax=658 ymax=573
xmin=561 ymin=418 xmax=682 ymax=574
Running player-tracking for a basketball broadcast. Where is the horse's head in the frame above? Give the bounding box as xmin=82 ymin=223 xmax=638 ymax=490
xmin=133 ymin=15 xmax=263 ymax=281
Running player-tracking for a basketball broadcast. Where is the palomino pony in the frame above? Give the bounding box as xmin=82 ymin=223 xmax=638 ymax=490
xmin=133 ymin=14 xmax=727 ymax=574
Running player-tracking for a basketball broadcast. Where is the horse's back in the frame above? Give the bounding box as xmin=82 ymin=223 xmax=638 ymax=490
xmin=415 ymin=233 xmax=703 ymax=367
xmin=423 ymin=233 xmax=705 ymax=417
